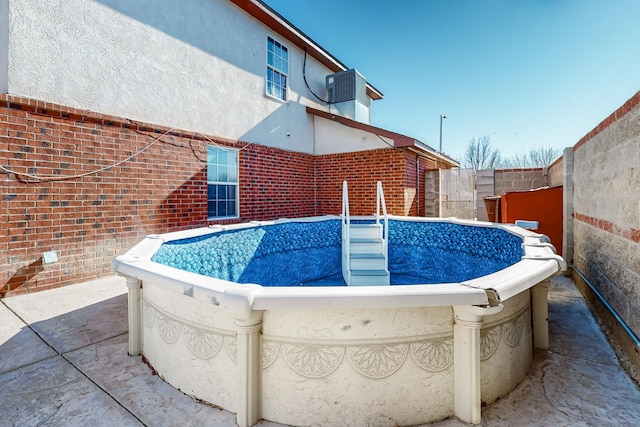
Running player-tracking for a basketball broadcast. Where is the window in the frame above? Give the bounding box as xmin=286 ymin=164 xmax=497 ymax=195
xmin=267 ymin=37 xmax=288 ymax=101
xmin=207 ymin=146 xmax=238 ymax=219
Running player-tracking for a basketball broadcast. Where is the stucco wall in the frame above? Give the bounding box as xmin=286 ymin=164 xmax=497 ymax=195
xmin=571 ymin=91 xmax=640 ymax=336
xmin=312 ymin=116 xmax=391 ymax=155
xmin=5 ymin=0 xmax=341 ymax=154
xmin=0 ymin=0 xmax=7 ymax=93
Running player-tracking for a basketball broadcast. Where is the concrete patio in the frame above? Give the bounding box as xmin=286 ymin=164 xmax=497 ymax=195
xmin=1 ymin=275 xmax=639 ymax=426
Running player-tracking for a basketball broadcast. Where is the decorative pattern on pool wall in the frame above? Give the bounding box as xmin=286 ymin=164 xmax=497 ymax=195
xmin=261 ymin=294 xmax=532 ymax=425
xmin=142 ymin=293 xmax=529 ymax=373
xmin=140 ymin=281 xmax=532 ymax=426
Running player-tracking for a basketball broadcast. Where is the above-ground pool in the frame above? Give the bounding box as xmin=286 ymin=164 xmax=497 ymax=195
xmin=112 ymin=215 xmax=566 ymax=427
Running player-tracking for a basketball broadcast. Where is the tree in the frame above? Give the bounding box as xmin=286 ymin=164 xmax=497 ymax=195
xmin=526 ymin=146 xmax=562 ymax=168
xmin=459 ymin=137 xmax=563 ymax=170
xmin=461 ymin=136 xmax=501 ymax=170
xmin=501 ymin=147 xmax=563 ymax=168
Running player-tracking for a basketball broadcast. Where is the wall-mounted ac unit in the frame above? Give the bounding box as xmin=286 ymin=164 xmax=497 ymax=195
xmin=325 ymin=69 xmax=370 ymax=123
xmin=326 ymin=69 xmax=368 ymax=106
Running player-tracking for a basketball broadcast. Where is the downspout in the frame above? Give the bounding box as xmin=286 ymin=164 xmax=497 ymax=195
xmin=312 ymin=116 xmax=317 ymax=216
xmin=416 ymin=155 xmax=420 ymax=216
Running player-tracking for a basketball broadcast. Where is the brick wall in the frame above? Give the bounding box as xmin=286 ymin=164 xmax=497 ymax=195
xmin=313 ymin=149 xmax=438 ymax=217
xmin=1 ymin=95 xmax=441 ymax=296
xmin=0 ymin=96 xmax=310 ymax=296
xmin=403 ymin=151 xmax=437 ymax=217
xmin=240 ymin=144 xmax=315 ymax=220
xmin=315 ymin=149 xmax=406 ymax=216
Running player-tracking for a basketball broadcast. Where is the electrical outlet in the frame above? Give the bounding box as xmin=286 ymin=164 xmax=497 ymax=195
xmin=42 ymin=250 xmax=58 ymax=265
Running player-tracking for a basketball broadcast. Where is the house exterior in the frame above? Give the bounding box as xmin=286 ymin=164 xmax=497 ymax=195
xmin=1 ymin=0 xmax=458 ymax=296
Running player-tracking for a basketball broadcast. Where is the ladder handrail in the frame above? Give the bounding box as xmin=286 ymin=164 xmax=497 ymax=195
xmin=342 ymin=181 xmax=389 ymax=286
xmin=376 ymin=181 xmax=389 ymax=260
xmin=342 ymin=181 xmax=351 ymax=284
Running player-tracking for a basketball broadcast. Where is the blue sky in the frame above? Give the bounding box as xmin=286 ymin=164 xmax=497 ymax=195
xmin=263 ymin=0 xmax=640 ymax=161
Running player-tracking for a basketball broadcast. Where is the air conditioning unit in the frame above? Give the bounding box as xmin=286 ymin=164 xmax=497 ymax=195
xmin=325 ymin=69 xmax=370 ymax=123
xmin=326 ymin=69 xmax=368 ymax=106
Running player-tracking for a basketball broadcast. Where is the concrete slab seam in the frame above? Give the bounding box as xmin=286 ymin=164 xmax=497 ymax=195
xmin=1 ymin=299 xmax=146 ymax=426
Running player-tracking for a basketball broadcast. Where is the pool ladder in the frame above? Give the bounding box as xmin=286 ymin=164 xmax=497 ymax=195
xmin=341 ymin=181 xmax=390 ymax=286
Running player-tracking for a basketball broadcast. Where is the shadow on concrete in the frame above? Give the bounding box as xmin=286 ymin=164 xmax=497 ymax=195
xmin=1 ymin=258 xmax=44 ymax=297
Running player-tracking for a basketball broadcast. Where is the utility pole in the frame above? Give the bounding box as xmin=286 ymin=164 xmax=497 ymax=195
xmin=439 ymin=114 xmax=447 ymax=152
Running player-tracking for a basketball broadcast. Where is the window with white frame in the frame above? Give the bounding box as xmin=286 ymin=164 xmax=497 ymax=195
xmin=207 ymin=146 xmax=238 ymax=219
xmin=266 ymin=37 xmax=288 ymax=101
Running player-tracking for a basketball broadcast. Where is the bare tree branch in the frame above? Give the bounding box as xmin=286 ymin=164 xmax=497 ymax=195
xmin=460 ymin=137 xmax=563 ymax=170
xmin=501 ymin=147 xmax=562 ymax=168
xmin=461 ymin=136 xmax=501 ymax=170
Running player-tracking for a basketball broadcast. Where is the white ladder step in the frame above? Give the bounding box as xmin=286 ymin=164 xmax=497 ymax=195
xmin=349 ymin=270 xmax=390 ymax=286
xmin=349 ymin=239 xmax=384 ymax=254
xmin=351 ymin=269 xmax=389 ymax=276
xmin=349 ymin=253 xmax=386 ymax=270
xmin=349 ymin=237 xmax=382 ymax=243
xmin=350 ymin=253 xmax=385 ymax=260
xmin=349 ymin=223 xmax=382 ymax=239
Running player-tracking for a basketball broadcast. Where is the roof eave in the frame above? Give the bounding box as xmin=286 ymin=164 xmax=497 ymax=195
xmin=306 ymin=107 xmax=459 ymax=167
xmin=230 ymin=0 xmax=383 ymax=100
xmin=408 ymin=143 xmax=461 ymax=167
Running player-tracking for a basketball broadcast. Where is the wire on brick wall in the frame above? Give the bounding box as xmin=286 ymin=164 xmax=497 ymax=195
xmin=199 ymin=132 xmax=252 ymax=153
xmin=0 ymin=126 xmax=252 ymax=183
xmin=0 ymin=128 xmax=177 ymax=183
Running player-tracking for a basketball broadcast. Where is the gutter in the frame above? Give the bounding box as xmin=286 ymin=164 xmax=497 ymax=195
xmin=405 ymin=145 xmax=460 ymax=168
